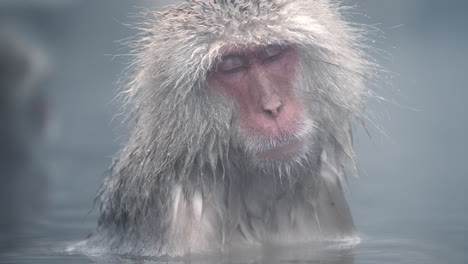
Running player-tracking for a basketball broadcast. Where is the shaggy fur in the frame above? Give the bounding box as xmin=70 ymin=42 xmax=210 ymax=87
xmin=78 ymin=0 xmax=374 ymax=256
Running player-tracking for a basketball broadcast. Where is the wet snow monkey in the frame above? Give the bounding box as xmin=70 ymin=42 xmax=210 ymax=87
xmin=82 ymin=0 xmax=374 ymax=256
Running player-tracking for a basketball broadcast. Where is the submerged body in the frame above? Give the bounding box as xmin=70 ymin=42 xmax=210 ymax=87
xmin=81 ymin=0 xmax=373 ymax=256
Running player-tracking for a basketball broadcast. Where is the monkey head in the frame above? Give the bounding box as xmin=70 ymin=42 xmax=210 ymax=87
xmin=124 ymin=0 xmax=372 ymax=173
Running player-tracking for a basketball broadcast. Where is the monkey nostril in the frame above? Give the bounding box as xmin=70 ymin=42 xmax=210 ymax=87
xmin=264 ymin=109 xmax=275 ymax=117
xmin=262 ymin=101 xmax=283 ymax=118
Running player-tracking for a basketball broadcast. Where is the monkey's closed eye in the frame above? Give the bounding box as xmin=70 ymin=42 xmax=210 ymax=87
xmin=258 ymin=44 xmax=285 ymax=63
xmin=217 ymin=55 xmax=247 ymax=74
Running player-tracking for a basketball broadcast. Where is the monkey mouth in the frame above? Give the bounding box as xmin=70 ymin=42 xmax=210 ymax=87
xmin=256 ymin=139 xmax=304 ymax=160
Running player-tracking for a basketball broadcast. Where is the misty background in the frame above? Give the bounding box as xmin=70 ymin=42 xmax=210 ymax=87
xmin=0 ymin=0 xmax=466 ymax=263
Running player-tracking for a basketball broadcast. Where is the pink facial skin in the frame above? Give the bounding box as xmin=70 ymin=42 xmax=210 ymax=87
xmin=207 ymin=44 xmax=307 ymax=159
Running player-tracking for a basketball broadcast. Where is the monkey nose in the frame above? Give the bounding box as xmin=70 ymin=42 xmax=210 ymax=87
xmin=261 ymin=95 xmax=283 ymax=118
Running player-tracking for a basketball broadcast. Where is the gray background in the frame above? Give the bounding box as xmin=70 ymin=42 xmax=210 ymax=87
xmin=0 ymin=0 xmax=467 ymax=263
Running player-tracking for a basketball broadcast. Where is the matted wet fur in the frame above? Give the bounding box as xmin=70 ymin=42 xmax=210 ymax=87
xmin=77 ymin=0 xmax=375 ymax=256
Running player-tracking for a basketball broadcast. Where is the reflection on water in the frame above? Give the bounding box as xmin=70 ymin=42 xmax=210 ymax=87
xmin=82 ymin=242 xmax=357 ymax=264
xmin=0 ymin=233 xmax=451 ymax=264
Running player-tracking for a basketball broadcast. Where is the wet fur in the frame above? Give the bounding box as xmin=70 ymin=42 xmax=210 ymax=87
xmin=79 ymin=0 xmax=374 ymax=256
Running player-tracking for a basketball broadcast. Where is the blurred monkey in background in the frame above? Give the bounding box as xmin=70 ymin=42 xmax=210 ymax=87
xmin=81 ymin=0 xmax=375 ymax=256
xmin=0 ymin=31 xmax=50 ymax=247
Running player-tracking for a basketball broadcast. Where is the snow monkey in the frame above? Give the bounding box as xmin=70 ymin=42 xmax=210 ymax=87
xmin=82 ymin=0 xmax=374 ymax=257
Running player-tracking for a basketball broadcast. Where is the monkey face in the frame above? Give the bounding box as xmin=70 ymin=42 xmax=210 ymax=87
xmin=207 ymin=44 xmax=315 ymax=162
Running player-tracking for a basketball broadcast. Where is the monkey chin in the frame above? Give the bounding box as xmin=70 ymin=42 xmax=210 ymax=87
xmin=256 ymin=139 xmax=305 ymax=161
xmin=243 ymin=118 xmax=316 ymax=163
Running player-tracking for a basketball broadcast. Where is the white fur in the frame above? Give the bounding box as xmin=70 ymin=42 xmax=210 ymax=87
xmin=79 ymin=0 xmax=375 ymax=256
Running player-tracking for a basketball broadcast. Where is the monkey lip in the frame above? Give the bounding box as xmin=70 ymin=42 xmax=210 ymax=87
xmin=256 ymin=139 xmax=304 ymax=160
